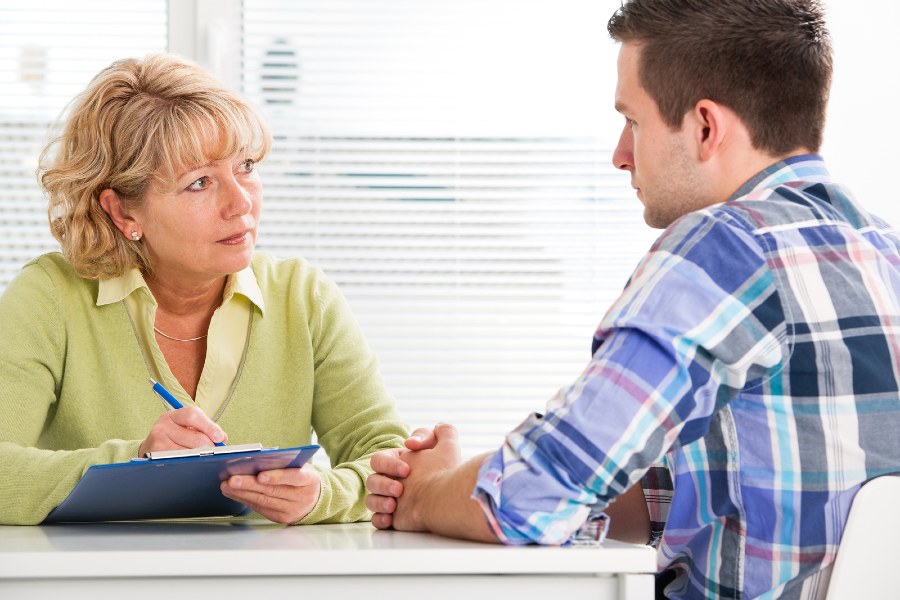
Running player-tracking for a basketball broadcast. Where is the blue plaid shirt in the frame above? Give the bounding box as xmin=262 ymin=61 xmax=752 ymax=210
xmin=474 ymin=156 xmax=900 ymax=599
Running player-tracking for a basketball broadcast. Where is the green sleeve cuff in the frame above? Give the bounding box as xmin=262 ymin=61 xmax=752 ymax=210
xmin=297 ymin=463 xmax=373 ymax=525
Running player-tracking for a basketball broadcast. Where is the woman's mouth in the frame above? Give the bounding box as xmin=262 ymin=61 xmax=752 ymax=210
xmin=218 ymin=231 xmax=250 ymax=245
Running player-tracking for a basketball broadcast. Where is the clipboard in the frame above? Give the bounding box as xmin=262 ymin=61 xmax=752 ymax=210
xmin=44 ymin=443 xmax=320 ymax=523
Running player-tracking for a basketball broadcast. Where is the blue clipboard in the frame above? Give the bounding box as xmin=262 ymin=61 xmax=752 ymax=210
xmin=44 ymin=443 xmax=320 ymax=523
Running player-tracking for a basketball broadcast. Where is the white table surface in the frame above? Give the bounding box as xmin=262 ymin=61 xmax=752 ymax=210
xmin=0 ymin=520 xmax=658 ymax=599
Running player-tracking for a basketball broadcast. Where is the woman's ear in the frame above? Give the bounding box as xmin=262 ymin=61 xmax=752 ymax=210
xmin=98 ymin=189 xmax=141 ymax=240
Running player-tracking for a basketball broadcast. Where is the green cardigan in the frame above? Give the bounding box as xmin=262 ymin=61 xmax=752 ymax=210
xmin=0 ymin=252 xmax=408 ymax=525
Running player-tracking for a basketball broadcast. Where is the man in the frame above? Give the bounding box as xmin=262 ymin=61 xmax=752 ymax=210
xmin=365 ymin=1 xmax=900 ymax=598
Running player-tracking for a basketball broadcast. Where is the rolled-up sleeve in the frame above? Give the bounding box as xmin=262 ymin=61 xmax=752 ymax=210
xmin=473 ymin=419 xmax=598 ymax=544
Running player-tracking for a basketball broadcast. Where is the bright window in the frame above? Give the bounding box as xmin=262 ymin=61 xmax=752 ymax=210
xmin=0 ymin=0 xmax=654 ymax=457
xmin=240 ymin=0 xmax=655 ymax=454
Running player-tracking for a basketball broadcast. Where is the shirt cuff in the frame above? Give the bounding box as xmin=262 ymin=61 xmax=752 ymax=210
xmin=472 ymin=450 xmax=515 ymax=543
xmin=471 ymin=447 xmax=593 ymax=546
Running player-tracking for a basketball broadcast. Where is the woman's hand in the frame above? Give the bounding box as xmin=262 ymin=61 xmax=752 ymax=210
xmin=220 ymin=464 xmax=322 ymax=524
xmin=138 ymin=407 xmax=228 ymax=456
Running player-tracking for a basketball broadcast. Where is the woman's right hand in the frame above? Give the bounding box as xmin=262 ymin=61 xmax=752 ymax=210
xmin=138 ymin=407 xmax=228 ymax=456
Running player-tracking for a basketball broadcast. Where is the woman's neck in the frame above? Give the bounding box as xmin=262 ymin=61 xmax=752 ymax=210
xmin=144 ymin=272 xmax=227 ymax=318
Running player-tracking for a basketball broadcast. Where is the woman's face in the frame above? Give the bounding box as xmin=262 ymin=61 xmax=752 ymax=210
xmin=134 ymin=152 xmax=262 ymax=288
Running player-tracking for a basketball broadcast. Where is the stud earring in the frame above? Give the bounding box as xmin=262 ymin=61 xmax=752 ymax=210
xmin=130 ymin=230 xmax=141 ymax=241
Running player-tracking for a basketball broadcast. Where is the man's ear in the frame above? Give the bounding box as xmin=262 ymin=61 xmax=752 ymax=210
xmin=691 ymin=99 xmax=728 ymax=162
xmin=98 ymin=188 xmax=140 ymax=239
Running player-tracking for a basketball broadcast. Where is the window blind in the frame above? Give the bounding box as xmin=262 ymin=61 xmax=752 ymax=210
xmin=242 ymin=0 xmax=659 ymax=456
xmin=0 ymin=1 xmax=167 ymax=287
xmin=0 ymin=1 xmax=659 ymax=459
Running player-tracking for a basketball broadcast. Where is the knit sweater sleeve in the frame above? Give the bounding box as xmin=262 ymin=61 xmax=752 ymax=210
xmin=298 ymin=268 xmax=408 ymax=524
xmin=0 ymin=258 xmax=142 ymax=525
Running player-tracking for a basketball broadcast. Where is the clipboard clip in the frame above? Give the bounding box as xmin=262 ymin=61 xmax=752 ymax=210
xmin=142 ymin=442 xmax=266 ymax=460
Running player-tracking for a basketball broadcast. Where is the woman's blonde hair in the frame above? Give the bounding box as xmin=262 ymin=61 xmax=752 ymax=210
xmin=38 ymin=53 xmax=272 ymax=279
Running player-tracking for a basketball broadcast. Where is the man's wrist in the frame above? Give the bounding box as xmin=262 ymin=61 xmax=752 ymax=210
xmin=413 ymin=468 xmax=445 ymax=533
xmin=420 ymin=455 xmax=497 ymax=542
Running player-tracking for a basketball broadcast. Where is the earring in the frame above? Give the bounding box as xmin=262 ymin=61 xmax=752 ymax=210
xmin=130 ymin=230 xmax=141 ymax=241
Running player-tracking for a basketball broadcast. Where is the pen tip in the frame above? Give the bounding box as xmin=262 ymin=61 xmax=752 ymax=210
xmin=149 ymin=377 xmax=158 ymax=385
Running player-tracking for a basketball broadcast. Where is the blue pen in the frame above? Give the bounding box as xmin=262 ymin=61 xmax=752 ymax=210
xmin=149 ymin=377 xmax=226 ymax=446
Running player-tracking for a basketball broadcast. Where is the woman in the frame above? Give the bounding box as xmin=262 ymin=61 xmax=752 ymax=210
xmin=0 ymin=53 xmax=407 ymax=525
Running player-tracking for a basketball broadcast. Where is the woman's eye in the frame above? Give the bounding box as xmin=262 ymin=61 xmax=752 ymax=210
xmin=186 ymin=176 xmax=210 ymax=191
xmin=238 ymin=158 xmax=256 ymax=173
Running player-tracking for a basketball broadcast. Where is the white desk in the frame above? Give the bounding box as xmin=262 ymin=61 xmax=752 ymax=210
xmin=0 ymin=520 xmax=657 ymax=599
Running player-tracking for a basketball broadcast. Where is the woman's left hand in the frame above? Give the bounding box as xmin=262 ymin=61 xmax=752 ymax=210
xmin=220 ymin=464 xmax=321 ymax=524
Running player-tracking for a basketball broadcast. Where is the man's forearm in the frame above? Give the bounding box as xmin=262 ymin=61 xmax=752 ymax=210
xmin=420 ymin=453 xmax=499 ymax=543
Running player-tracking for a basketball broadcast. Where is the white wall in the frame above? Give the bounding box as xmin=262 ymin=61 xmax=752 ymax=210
xmin=822 ymin=0 xmax=900 ymax=225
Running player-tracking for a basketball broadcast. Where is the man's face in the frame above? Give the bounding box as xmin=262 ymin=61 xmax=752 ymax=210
xmin=612 ymin=42 xmax=705 ymax=229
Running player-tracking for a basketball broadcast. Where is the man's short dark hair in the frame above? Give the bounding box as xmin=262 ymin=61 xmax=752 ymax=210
xmin=608 ymin=0 xmax=832 ymax=154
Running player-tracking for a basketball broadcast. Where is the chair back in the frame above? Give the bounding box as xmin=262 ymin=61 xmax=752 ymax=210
xmin=825 ymin=474 xmax=900 ymax=599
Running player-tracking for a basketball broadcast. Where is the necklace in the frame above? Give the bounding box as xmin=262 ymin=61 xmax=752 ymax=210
xmin=153 ymin=326 xmax=208 ymax=342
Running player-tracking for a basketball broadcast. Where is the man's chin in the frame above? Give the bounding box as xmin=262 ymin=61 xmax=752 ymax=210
xmin=643 ymin=207 xmax=672 ymax=230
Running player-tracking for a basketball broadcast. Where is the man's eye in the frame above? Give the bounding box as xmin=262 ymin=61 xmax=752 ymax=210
xmin=186 ymin=176 xmax=210 ymax=191
xmin=238 ymin=159 xmax=256 ymax=173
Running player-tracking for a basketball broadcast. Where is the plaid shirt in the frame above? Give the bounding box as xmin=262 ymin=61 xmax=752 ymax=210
xmin=474 ymin=155 xmax=900 ymax=599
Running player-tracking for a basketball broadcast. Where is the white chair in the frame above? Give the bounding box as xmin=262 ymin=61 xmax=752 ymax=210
xmin=826 ymin=474 xmax=900 ymax=599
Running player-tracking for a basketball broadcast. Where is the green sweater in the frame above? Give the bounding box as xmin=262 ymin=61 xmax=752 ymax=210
xmin=0 ymin=252 xmax=408 ymax=525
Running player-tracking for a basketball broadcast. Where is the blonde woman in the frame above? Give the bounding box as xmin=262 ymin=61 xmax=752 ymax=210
xmin=0 ymin=53 xmax=407 ymax=525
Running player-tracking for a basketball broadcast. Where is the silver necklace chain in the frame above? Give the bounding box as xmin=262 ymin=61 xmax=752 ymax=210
xmin=153 ymin=326 xmax=208 ymax=342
